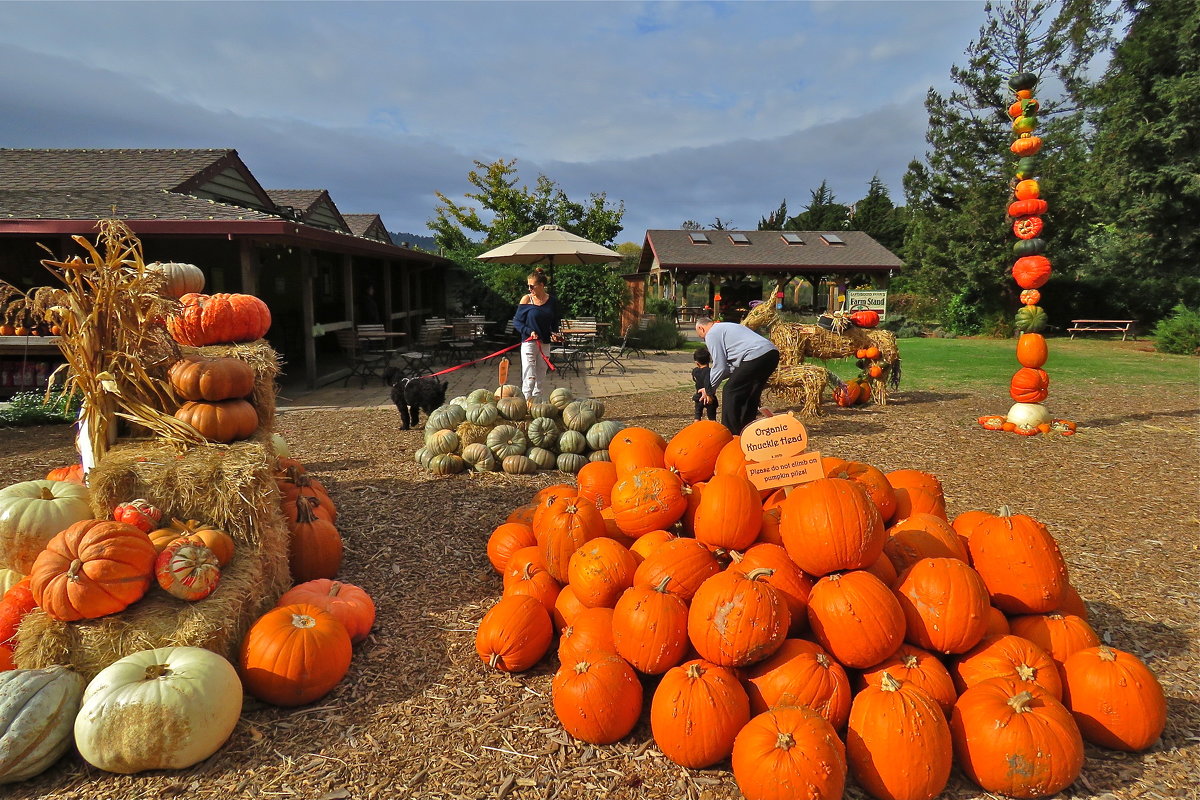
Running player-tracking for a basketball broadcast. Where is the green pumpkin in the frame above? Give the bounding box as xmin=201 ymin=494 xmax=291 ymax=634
xmin=449 ymin=395 xmax=470 ymax=408
xmin=502 ymin=455 xmax=537 ymax=475
xmin=586 ymin=420 xmax=623 ymax=451
xmin=578 ymin=398 xmax=605 ymax=420
xmin=527 ymin=417 xmax=562 ymax=449
xmin=1012 ymin=115 xmax=1037 ymax=134
xmin=1014 ymin=305 xmax=1049 ymax=333
xmin=496 ymin=396 xmax=528 ymax=422
xmin=557 ymin=429 xmax=588 ymax=455
xmin=1013 ymin=238 xmax=1047 ymax=256
xmin=429 ymin=453 xmax=466 ymax=475
xmin=425 ymin=404 xmax=466 ymax=433
xmin=562 ymin=400 xmax=599 ymax=432
xmin=487 ymin=424 xmax=529 ymax=459
xmin=461 ymin=443 xmax=496 ymax=472
xmin=527 ymin=447 xmax=557 ymax=470
xmin=425 ymin=429 xmax=460 ymax=456
xmin=557 ymin=452 xmax=588 ymax=474
xmin=549 ymin=387 xmax=574 ymax=410
xmin=529 ymin=401 xmax=559 ymax=419
xmin=467 ymin=388 xmax=495 ymax=405
xmin=587 ymin=449 xmax=611 ymax=462
xmin=414 ymin=446 xmax=430 ymax=466
xmin=1008 ymin=72 xmax=1038 ymax=92
xmin=1015 ymin=156 xmax=1038 ymax=180
xmin=465 ymin=402 xmax=500 ymax=427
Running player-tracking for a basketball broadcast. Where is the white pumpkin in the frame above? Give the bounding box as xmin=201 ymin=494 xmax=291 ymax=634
xmin=1006 ymin=402 xmax=1051 ymax=429
xmin=271 ymin=432 xmax=290 ymax=458
xmin=0 ymin=666 xmax=86 ymax=784
xmin=0 ymin=569 xmax=23 ymax=597
xmin=0 ymin=480 xmax=92 ymax=573
xmin=146 ymin=261 xmax=205 ymax=299
xmin=74 ymin=646 xmax=243 ymax=774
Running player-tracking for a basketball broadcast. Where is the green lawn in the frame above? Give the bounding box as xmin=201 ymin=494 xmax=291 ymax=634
xmin=816 ymin=336 xmax=1199 ymax=392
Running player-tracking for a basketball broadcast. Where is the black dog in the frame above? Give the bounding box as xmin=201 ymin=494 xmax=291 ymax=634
xmin=386 ymin=368 xmax=448 ymax=430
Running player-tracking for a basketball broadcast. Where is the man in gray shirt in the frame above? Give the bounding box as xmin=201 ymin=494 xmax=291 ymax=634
xmin=694 ymin=317 xmax=780 ymax=434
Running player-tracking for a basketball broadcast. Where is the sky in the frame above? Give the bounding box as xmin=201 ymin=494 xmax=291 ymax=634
xmin=1 ymin=1 xmax=992 ymax=243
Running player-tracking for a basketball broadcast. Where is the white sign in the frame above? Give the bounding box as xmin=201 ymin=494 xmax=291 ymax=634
xmin=846 ymin=290 xmax=887 ymax=321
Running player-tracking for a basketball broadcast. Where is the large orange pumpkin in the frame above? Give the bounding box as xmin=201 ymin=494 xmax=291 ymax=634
xmin=551 ymin=584 xmax=587 ymax=632
xmin=0 ymin=578 xmax=36 ymax=670
xmin=632 ymin=538 xmax=720 ymax=601
xmin=557 ymin=606 xmax=616 ymax=665
xmin=475 ymin=594 xmax=553 ymax=672
xmin=806 ymin=570 xmax=904 ymax=669
xmin=607 ymin=427 xmax=666 ymax=475
xmin=612 ymin=578 xmax=689 ymax=674
xmin=277 ymin=579 xmax=375 ymax=644
xmin=742 ymin=638 xmax=851 ymax=728
xmin=168 ymin=292 xmax=272 ymax=346
xmin=1010 ymin=367 xmax=1050 ymax=404
xmin=651 ymin=659 xmax=749 ymax=768
xmin=820 ymin=457 xmax=897 ymax=521
xmin=609 ymin=468 xmax=688 ymax=537
xmin=288 ymin=499 xmax=343 ymax=583
xmin=575 ymin=461 xmax=618 ymax=509
xmin=967 ymin=507 xmax=1069 ymax=615
xmin=503 ymin=561 xmax=561 ymax=616
xmin=885 ymin=470 xmax=946 ymax=522
xmin=895 ymin=557 xmax=990 ymax=654
xmin=663 ymin=420 xmax=732 ymax=484
xmin=951 ymin=634 xmax=1063 ymax=699
xmin=1060 ymin=645 xmax=1167 ymax=752
xmin=486 ymin=522 xmax=536 ymax=574
xmin=174 ymin=399 xmax=259 ymax=443
xmin=29 ymin=520 xmax=156 ymax=621
xmin=883 ymin=512 xmax=970 ymax=573
xmin=731 ymin=706 xmax=847 ymax=800
xmin=552 ymin=654 xmax=642 ymax=744
xmin=1016 ymin=333 xmax=1048 ymax=369
xmin=168 ymin=355 xmax=255 ymax=401
xmin=1008 ymin=612 xmax=1100 ymax=673
xmin=536 ymin=495 xmax=604 ymax=583
xmin=728 ymin=544 xmax=813 ymax=635
xmin=1012 ymin=255 xmax=1053 ymax=289
xmin=860 ymin=643 xmax=958 ymax=716
xmin=567 ymin=537 xmax=637 ymax=608
xmin=240 ymin=603 xmax=352 ymax=706
xmin=780 ymin=478 xmax=885 ymax=576
xmin=688 ymin=568 xmax=789 ymax=667
xmin=692 ymin=473 xmax=762 ymax=552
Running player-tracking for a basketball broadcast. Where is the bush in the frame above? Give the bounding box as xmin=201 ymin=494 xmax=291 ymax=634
xmin=644 ymin=296 xmax=676 ymax=318
xmin=881 ymin=313 xmax=925 ymax=339
xmin=981 ymin=311 xmax=1016 ymax=339
xmin=887 ymin=292 xmax=941 ymax=322
xmin=941 ymin=293 xmax=984 ymax=336
xmin=1152 ymin=304 xmax=1200 ymax=355
xmin=634 ymin=316 xmax=686 ymax=351
xmin=0 ymin=390 xmax=82 ymax=427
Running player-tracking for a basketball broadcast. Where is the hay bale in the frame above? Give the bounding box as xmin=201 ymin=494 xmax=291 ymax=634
xmin=765 ymin=365 xmax=830 ymax=418
xmin=15 ymin=436 xmax=291 ymax=680
xmin=188 ymin=339 xmax=280 ymax=432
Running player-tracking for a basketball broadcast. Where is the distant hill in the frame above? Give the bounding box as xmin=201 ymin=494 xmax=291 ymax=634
xmin=389 ymin=231 xmax=438 ymax=252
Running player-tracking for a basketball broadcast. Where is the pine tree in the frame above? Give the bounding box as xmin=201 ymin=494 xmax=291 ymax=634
xmin=850 ymin=176 xmax=906 ymax=253
xmin=758 ymin=200 xmax=788 ymax=230
xmin=786 ymin=181 xmax=850 ymax=230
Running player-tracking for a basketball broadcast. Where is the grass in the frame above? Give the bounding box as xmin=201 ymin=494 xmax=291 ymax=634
xmin=814 ymin=336 xmax=1199 ymax=392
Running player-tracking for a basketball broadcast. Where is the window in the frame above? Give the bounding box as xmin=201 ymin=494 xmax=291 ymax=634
xmin=820 ymin=233 xmax=846 ymax=245
xmin=781 ymin=232 xmax=804 ymax=245
xmin=688 ymin=232 xmax=710 ymax=244
xmin=728 ymin=233 xmax=750 ymax=245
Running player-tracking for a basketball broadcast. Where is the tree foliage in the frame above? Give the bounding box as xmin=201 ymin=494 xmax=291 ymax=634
xmin=850 ymin=176 xmax=906 ymax=253
xmin=785 ymin=180 xmax=851 ymax=230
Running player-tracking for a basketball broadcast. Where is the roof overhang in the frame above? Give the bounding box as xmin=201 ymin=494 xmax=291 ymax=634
xmin=652 ymin=263 xmax=897 ymax=273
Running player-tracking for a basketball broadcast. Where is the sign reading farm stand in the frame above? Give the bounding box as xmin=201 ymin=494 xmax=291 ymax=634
xmin=739 ymin=414 xmax=824 ymax=491
xmin=846 ymin=290 xmax=887 ymax=321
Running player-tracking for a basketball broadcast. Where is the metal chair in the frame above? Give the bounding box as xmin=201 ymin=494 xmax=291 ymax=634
xmin=393 ymin=323 xmax=443 ymax=379
xmin=334 ymin=329 xmax=389 ymax=387
xmin=446 ymin=319 xmax=480 ymax=365
xmin=594 ymin=325 xmax=638 ymax=375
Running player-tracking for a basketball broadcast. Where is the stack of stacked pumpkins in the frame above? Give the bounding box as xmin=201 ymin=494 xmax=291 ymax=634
xmin=417 ymin=386 xmax=623 ymax=476
xmin=476 ymin=420 xmax=1166 ymax=800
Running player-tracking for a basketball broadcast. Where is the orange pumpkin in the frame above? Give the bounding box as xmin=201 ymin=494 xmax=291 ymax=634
xmin=859 ymin=643 xmax=958 ymax=716
xmin=1010 ymin=135 xmax=1043 ymax=156
xmin=552 ymin=654 xmax=642 ymax=744
xmin=951 ymin=634 xmax=1063 ymax=699
xmin=806 ymin=570 xmax=904 ymax=669
xmin=277 ymin=579 xmax=376 ymax=644
xmin=168 ymin=292 xmax=272 ymax=346
xmin=558 ymin=606 xmax=616 ymax=665
xmin=168 ymin=355 xmax=255 ymax=401
xmin=607 ymin=426 xmax=667 ymax=475
xmin=885 ymin=470 xmax=946 ymax=522
xmin=1008 ymin=612 xmax=1100 ymax=673
xmin=692 ymin=473 xmax=762 ymax=551
xmin=503 ymin=561 xmax=561 ymax=616
xmin=820 ymin=457 xmax=897 ymax=521
xmin=895 ymin=557 xmax=990 ymax=654
xmin=612 ymin=577 xmax=689 ymax=674
xmin=609 ymin=467 xmax=688 ymax=537
xmin=174 ymin=399 xmax=258 ymax=443
xmin=1060 ymin=645 xmax=1167 ymax=752
xmin=575 ymin=461 xmax=618 ymax=509
xmin=629 ymin=530 xmax=676 ymax=560
xmin=689 ymin=568 xmax=789 ymax=667
xmin=1012 ymin=255 xmax=1052 ymax=289
xmin=240 ymin=603 xmax=352 ymax=706
xmin=1016 ymin=335 xmax=1048 ymax=370
xmin=486 ymin=522 xmax=536 ymax=574
xmin=968 ymin=507 xmax=1069 ymax=615
xmin=288 ymin=498 xmax=343 ymax=583
xmin=0 ymin=578 xmax=37 ymax=670
xmin=551 ymin=584 xmax=587 ymax=632
xmin=728 ymin=543 xmax=813 ymax=636
xmin=536 ymin=496 xmax=604 ymax=583
xmin=663 ymin=419 xmax=732 ymax=484
xmin=567 ymin=537 xmax=638 ymax=609
xmin=1010 ymin=367 xmax=1050 ymax=404
xmin=632 ymin=538 xmax=720 ymax=601
xmin=742 ymin=638 xmax=851 ymax=728
xmin=651 ymin=659 xmax=749 ymax=768
xmin=883 ymin=512 xmax=969 ymax=573
xmin=780 ymin=478 xmax=885 ymax=576
xmin=29 ymin=520 xmax=156 ymax=621
xmin=731 ymin=706 xmax=847 ymax=800
xmin=475 ymin=594 xmax=553 ymax=672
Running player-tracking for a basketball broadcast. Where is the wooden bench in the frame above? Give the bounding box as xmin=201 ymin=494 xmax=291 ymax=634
xmin=1068 ymin=319 xmax=1135 ymax=340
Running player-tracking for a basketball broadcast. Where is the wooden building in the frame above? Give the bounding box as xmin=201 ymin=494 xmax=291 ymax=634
xmin=0 ymin=148 xmax=453 ymax=388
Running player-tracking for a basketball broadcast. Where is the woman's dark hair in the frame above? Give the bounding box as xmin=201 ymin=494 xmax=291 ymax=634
xmin=527 ymin=267 xmax=548 ymax=285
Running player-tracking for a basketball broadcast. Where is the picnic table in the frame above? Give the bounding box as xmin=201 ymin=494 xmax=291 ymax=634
xmin=1067 ymin=319 xmax=1135 ymax=340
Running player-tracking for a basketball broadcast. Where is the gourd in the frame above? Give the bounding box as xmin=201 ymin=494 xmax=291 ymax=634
xmin=0 ymin=666 xmax=86 ymax=784
xmin=561 ymin=400 xmax=598 ymax=432
xmin=155 ymin=538 xmax=222 ymax=601
xmin=167 ymin=292 xmax=271 ymax=346
xmin=146 ymin=261 xmax=204 ymax=299
xmin=526 ymin=416 xmax=561 ymax=449
xmin=168 ymin=355 xmax=255 ymax=401
xmin=0 ymin=479 xmax=93 ymax=573
xmin=585 ymin=420 xmax=623 ymax=451
xmin=240 ymin=603 xmax=352 ymax=706
xmin=74 ymin=646 xmax=242 ymax=773
xmin=30 ymin=520 xmax=157 ymax=621
xmin=486 ymin=425 xmax=528 ymax=460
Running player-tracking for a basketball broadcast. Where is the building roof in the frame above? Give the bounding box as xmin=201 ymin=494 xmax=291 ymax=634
xmin=342 ymin=213 xmax=392 ymax=243
xmin=639 ymin=229 xmax=903 ymax=274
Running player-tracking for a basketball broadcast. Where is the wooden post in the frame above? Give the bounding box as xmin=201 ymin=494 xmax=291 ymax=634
xmin=301 ymin=250 xmax=316 ymax=390
xmin=382 ymin=261 xmax=394 ymax=327
xmin=342 ymin=254 xmax=354 ymax=323
xmin=239 ymin=239 xmax=259 ymax=295
xmin=400 ymin=260 xmax=413 ymax=336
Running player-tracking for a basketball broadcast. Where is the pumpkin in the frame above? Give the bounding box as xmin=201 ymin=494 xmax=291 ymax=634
xmin=1016 ymin=333 xmax=1048 ymax=368
xmin=486 ymin=522 xmax=536 ymax=574
xmin=146 ymin=261 xmax=205 ymax=298
xmin=860 ymin=643 xmax=958 ymax=716
xmin=780 ymin=478 xmax=885 ymax=576
xmin=632 ymin=538 xmax=720 ymax=601
xmin=728 ymin=544 xmax=813 ymax=635
xmin=465 ymin=401 xmax=500 ymax=427
xmin=950 ymin=677 xmax=1084 ymax=799
xmin=44 ymin=464 xmax=85 ymax=484
xmin=288 ymin=497 xmax=343 ymax=583
xmin=240 ymin=603 xmax=352 ymax=706
xmin=1008 ymin=612 xmax=1100 ymax=673
xmin=561 ymin=400 xmax=597 ymax=432
xmin=558 ymin=606 xmax=616 ymax=664
xmin=111 ymin=498 xmax=162 ymax=534
xmin=1008 ymin=198 xmax=1049 ymax=217
xmin=555 ymin=452 xmax=585 ymax=473
xmin=651 ymin=659 xmax=749 ymax=768
xmin=1010 ymin=135 xmax=1043 ymax=156
xmin=0 ymin=479 xmax=93 ymax=573
xmin=74 ymin=646 xmax=242 ymax=773
xmin=1010 ymin=367 xmax=1050 ymax=403
xmin=167 ymin=292 xmax=272 ymax=346
xmin=610 ymin=467 xmax=688 ymax=537
xmin=155 ymin=538 xmax=222 ymax=601
xmin=1014 ymin=304 xmax=1049 ymax=333
xmin=1060 ymin=645 xmax=1166 ymax=752
xmin=1012 ymin=255 xmax=1052 ymax=289
xmin=951 ymin=634 xmax=1063 ymax=699
xmin=731 ymin=706 xmax=847 ymax=800
xmin=0 ymin=569 xmax=22 ymax=597
xmin=1014 ymin=178 xmax=1041 ymax=200
xmin=168 ymin=355 xmax=255 ymax=401
xmin=29 ymin=520 xmax=156 ymax=621
xmin=552 ymin=655 xmax=642 ymax=744
xmin=575 ymin=460 xmax=617 ymax=509
xmin=1012 ymin=215 xmax=1045 ymax=239
xmin=548 ymin=386 xmax=575 ymax=409
xmin=883 ymin=512 xmax=969 ymax=573
xmin=806 ymin=570 xmax=905 ymax=669
xmin=536 ymin=496 xmax=604 ymax=583
xmin=277 ymin=579 xmax=375 ymax=644
xmin=0 ymin=579 xmax=36 ymax=670
xmin=177 ymin=521 xmax=235 ymax=566
xmin=502 ymin=546 xmax=546 ymax=591
xmin=630 ymin=530 xmax=676 ymax=560
xmin=551 ymin=584 xmax=588 ymax=632
xmin=586 ymin=420 xmax=623 ymax=451
xmin=174 ymin=398 xmax=258 ymax=443
xmin=689 ymin=568 xmax=789 ymax=667
xmin=985 ymin=606 xmax=1011 ymax=637
xmin=503 ymin=561 xmax=560 ymax=615
xmin=850 ymin=310 xmax=880 ymax=328
xmin=476 ymin=594 xmax=553 ymax=673
xmin=1012 ymin=114 xmax=1038 ymax=134
xmin=612 ymin=578 xmax=689 ymax=674
xmin=1014 ymin=237 xmax=1046 ymax=256
xmin=967 ymin=507 xmax=1069 ymax=615
xmin=834 ymin=379 xmax=861 ymax=407
xmin=0 ymin=666 xmax=85 ymax=784
xmin=587 ymin=449 xmax=611 ymax=463
xmin=567 ymin=537 xmax=638 ymax=609
xmin=742 ymin=639 xmax=851 ymax=728
xmin=608 ymin=426 xmax=667 ymax=474
xmin=895 ymin=557 xmax=990 ymax=654
xmin=1009 ymin=71 xmax=1039 ymax=91
xmin=846 ymin=671 xmax=952 ymax=800
xmin=427 ymin=404 xmax=466 ymax=433
xmin=663 ymin=419 xmax=732 ymax=484
xmin=692 ymin=473 xmax=762 ymax=552
xmin=496 ymin=396 xmax=528 ymax=422
xmin=1054 ymin=584 xmax=1088 ymax=620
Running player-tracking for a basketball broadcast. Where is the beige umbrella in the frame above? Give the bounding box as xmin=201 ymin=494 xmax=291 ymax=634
xmin=476 ymin=224 xmax=621 ymax=283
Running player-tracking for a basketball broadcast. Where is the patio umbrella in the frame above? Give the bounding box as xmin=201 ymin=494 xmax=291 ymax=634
xmin=476 ymin=224 xmax=621 ymax=285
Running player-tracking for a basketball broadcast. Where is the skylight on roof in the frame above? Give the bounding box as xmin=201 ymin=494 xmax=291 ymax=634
xmin=781 ymin=232 xmax=804 ymax=245
xmin=689 ymin=232 xmax=710 ymax=244
xmin=821 ymin=233 xmax=846 ymax=245
xmin=729 ymin=233 xmax=750 ymax=245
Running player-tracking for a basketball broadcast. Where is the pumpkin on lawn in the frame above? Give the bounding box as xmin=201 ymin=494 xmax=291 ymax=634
xmin=1010 ymin=367 xmax=1050 ymax=404
xmin=29 ymin=520 xmax=156 ymax=621
xmin=167 ymin=292 xmax=272 ymax=346
xmin=240 ymin=603 xmax=352 ymax=706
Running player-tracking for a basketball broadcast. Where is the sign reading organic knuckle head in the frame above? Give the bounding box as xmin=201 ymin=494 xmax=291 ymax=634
xmin=739 ymin=413 xmax=824 ymax=491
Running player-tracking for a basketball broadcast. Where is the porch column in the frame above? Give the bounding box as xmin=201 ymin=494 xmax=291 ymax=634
xmin=301 ymin=250 xmax=316 ymax=390
xmin=342 ymin=254 xmax=354 ymax=323
xmin=400 ymin=262 xmax=413 ymax=336
xmin=382 ymin=261 xmax=394 ymax=327
xmin=239 ymin=239 xmax=259 ymax=296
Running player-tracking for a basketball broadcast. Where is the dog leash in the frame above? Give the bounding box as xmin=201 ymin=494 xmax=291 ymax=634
xmin=407 ymin=336 xmax=556 ymax=380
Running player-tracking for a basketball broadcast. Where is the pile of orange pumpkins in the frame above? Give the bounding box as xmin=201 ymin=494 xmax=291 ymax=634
xmin=476 ymin=419 xmax=1167 ymax=800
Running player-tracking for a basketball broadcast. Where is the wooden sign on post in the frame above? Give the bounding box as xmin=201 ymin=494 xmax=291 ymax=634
xmin=739 ymin=414 xmax=824 ymax=491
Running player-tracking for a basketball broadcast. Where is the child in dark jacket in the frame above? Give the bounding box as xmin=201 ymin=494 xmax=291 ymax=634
xmin=691 ymin=347 xmax=717 ymax=421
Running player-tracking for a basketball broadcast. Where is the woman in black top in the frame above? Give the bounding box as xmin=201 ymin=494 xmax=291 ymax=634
xmin=511 ymin=268 xmax=562 ymax=401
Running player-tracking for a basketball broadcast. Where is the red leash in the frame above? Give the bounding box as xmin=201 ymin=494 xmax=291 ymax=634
xmin=418 ymin=336 xmax=555 ymax=379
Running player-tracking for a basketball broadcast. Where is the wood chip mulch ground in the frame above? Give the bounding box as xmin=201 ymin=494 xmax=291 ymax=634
xmin=7 ymin=378 xmax=1198 ymax=800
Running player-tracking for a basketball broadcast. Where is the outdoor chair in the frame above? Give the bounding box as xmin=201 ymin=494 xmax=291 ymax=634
xmin=594 ymin=324 xmax=641 ymax=375
xmin=393 ymin=323 xmax=444 ymax=379
xmin=446 ymin=319 xmax=481 ymax=366
xmin=356 ymin=324 xmax=405 ymax=361
xmin=334 ymin=329 xmax=389 ymax=388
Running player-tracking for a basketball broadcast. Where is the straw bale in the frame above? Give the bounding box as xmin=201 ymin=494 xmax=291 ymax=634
xmin=186 ymin=339 xmax=280 ymax=432
xmin=765 ymin=365 xmax=830 ymax=417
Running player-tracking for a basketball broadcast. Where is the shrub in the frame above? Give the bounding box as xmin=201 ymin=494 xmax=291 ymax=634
xmin=1152 ymin=304 xmax=1200 ymax=355
xmin=644 ymin=296 xmax=676 ymax=318
xmin=0 ymin=390 xmax=82 ymax=427
xmin=887 ymin=292 xmax=941 ymax=322
xmin=981 ymin=311 xmax=1016 ymax=339
xmin=941 ymin=293 xmax=983 ymax=336
xmin=634 ymin=316 xmax=686 ymax=350
xmin=881 ymin=313 xmax=925 ymax=339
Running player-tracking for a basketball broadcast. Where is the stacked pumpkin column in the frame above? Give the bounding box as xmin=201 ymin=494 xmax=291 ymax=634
xmin=979 ymin=71 xmax=1075 ymax=437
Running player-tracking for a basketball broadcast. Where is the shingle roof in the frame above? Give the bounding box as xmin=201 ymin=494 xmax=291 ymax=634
xmin=265 ymin=190 xmax=325 ymax=213
xmin=0 ymin=189 xmax=283 ymax=221
xmin=0 ymin=148 xmax=233 ymax=191
xmin=642 ymin=230 xmax=903 ymax=272
xmin=342 ymin=213 xmax=388 ymax=240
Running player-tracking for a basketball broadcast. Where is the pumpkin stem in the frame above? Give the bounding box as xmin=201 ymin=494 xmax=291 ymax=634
xmin=1015 ymin=663 xmax=1037 ymax=681
xmin=997 ymin=505 xmax=1013 ymax=517
xmin=1007 ymin=690 xmax=1035 ymax=713
xmin=328 ymin=581 xmax=342 ymax=597
xmin=744 ymin=567 xmax=776 ymax=582
xmin=39 ymin=486 xmax=55 ymax=501
xmin=295 ymin=499 xmax=318 ymax=525
xmin=66 ymin=558 xmax=84 ymax=581
xmin=1097 ymin=646 xmax=1116 ymax=662
xmin=815 ymin=653 xmax=831 ymax=669
xmin=574 ymin=660 xmax=591 ymax=675
xmin=902 ymin=654 xmax=919 ymax=669
xmin=685 ymin=662 xmax=705 ymax=680
xmin=879 ymin=672 xmax=902 ymax=692
xmin=775 ymin=732 xmax=796 ymax=751
xmin=653 ymin=576 xmax=673 ymax=594
xmin=144 ymin=663 xmax=172 ymax=680
xmin=488 ymin=652 xmax=501 ymax=669
xmin=290 ymin=613 xmax=317 ymax=629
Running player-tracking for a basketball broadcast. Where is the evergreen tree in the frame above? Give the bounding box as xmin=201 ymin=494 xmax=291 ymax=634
xmin=758 ymin=200 xmax=788 ymax=230
xmin=1081 ymin=0 xmax=1200 ymax=322
xmin=850 ymin=176 xmax=905 ymax=253
xmin=787 ymin=181 xmax=850 ymax=230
